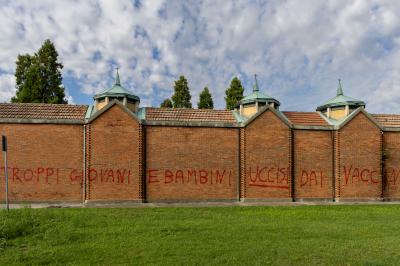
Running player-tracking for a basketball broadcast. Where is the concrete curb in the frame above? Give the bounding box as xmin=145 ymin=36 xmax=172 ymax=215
xmin=2 ymin=201 xmax=400 ymax=209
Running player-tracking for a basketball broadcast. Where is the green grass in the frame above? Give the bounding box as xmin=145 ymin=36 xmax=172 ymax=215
xmin=1 ymin=205 xmax=400 ymax=265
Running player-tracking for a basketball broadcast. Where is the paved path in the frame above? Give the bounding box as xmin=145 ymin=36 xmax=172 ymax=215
xmin=2 ymin=201 xmax=400 ymax=209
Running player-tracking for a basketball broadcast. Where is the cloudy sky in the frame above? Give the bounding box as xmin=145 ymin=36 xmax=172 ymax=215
xmin=0 ymin=0 xmax=400 ymax=113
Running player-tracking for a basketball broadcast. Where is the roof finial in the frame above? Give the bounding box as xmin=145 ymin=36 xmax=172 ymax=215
xmin=337 ymin=78 xmax=343 ymax=96
xmin=115 ymin=67 xmax=121 ymax=86
xmin=253 ymin=74 xmax=259 ymax=92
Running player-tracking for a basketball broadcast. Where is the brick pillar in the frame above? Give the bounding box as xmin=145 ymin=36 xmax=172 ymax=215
xmin=239 ymin=127 xmax=246 ymax=201
xmin=289 ymin=128 xmax=294 ymax=201
xmin=138 ymin=124 xmax=146 ymax=202
xmin=333 ymin=130 xmax=340 ymax=201
xmin=380 ymin=131 xmax=385 ymax=199
xmin=84 ymin=124 xmax=92 ymax=202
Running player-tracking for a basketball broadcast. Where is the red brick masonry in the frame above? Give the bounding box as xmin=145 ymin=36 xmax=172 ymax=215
xmin=0 ymin=102 xmax=397 ymax=202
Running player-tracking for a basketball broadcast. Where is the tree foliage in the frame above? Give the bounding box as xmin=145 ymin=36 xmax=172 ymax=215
xmin=225 ymin=77 xmax=244 ymax=110
xmin=171 ymin=75 xmax=192 ymax=108
xmin=12 ymin=39 xmax=67 ymax=104
xmin=160 ymin=98 xmax=173 ymax=108
xmin=197 ymin=87 xmax=214 ymax=109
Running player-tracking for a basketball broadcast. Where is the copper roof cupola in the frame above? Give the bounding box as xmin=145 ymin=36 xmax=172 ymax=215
xmin=237 ymin=74 xmax=280 ymax=117
xmin=93 ymin=69 xmax=140 ymax=112
xmin=317 ymin=79 xmax=365 ymax=120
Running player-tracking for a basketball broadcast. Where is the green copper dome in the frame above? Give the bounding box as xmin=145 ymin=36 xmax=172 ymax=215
xmin=316 ymin=80 xmax=365 ymax=111
xmin=238 ymin=75 xmax=280 ymax=107
xmin=94 ymin=69 xmax=140 ymax=102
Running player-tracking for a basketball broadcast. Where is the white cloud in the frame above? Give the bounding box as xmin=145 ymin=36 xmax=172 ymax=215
xmin=0 ymin=74 xmax=16 ymax=102
xmin=0 ymin=0 xmax=399 ymax=112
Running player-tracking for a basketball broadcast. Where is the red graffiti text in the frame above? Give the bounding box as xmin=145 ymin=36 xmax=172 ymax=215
xmin=385 ymin=167 xmax=400 ymax=187
xmin=343 ymin=165 xmax=379 ymax=185
xmin=88 ymin=168 xmax=131 ymax=184
xmin=248 ymin=166 xmax=289 ymax=190
xmin=0 ymin=167 xmax=133 ymax=185
xmin=300 ymin=170 xmax=323 ymax=188
xmin=148 ymin=169 xmax=232 ymax=186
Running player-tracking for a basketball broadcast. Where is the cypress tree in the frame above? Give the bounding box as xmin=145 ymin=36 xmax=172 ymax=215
xmin=225 ymin=77 xmax=244 ymax=110
xmin=171 ymin=75 xmax=192 ymax=108
xmin=160 ymin=98 xmax=173 ymax=108
xmin=197 ymin=87 xmax=214 ymax=109
xmin=12 ymin=39 xmax=67 ymax=104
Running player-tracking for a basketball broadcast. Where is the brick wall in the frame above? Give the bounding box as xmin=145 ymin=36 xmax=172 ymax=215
xmin=87 ymin=104 xmax=141 ymax=201
xmin=0 ymin=124 xmax=83 ymax=202
xmin=145 ymin=126 xmax=238 ymax=201
xmin=294 ymin=130 xmax=333 ymax=199
xmin=383 ymin=132 xmax=400 ymax=199
xmin=336 ymin=112 xmax=382 ymax=199
xmin=244 ymin=110 xmax=291 ymax=199
xmin=0 ymin=106 xmax=394 ymax=203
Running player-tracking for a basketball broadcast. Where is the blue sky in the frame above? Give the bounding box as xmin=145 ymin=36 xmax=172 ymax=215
xmin=0 ymin=0 xmax=400 ymax=113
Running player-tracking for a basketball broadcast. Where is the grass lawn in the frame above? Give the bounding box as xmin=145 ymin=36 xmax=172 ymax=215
xmin=1 ymin=205 xmax=400 ymax=265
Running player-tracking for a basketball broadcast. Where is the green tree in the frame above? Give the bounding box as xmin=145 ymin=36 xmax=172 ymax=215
xmin=160 ymin=98 xmax=173 ymax=108
xmin=197 ymin=87 xmax=214 ymax=109
xmin=225 ymin=77 xmax=244 ymax=110
xmin=12 ymin=39 xmax=67 ymax=104
xmin=171 ymin=75 xmax=192 ymax=108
